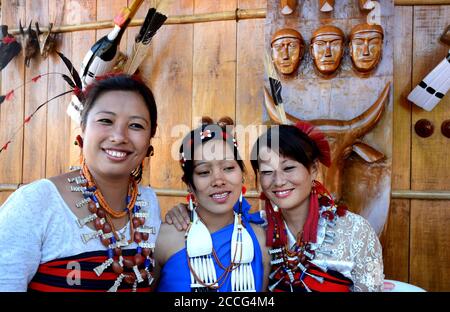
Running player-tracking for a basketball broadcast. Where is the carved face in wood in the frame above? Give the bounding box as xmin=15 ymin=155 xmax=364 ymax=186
xmin=310 ymin=25 xmax=344 ymax=76
xmin=349 ymin=23 xmax=384 ymax=73
xmin=271 ymin=28 xmax=304 ymax=75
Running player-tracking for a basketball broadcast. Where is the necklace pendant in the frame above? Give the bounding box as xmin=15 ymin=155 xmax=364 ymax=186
xmin=101 ymin=232 xmax=114 ymax=240
xmin=269 ymin=248 xmax=283 ymax=254
xmin=315 ymin=249 xmax=333 ymax=257
xmin=135 ymin=200 xmax=149 ymax=207
xmin=82 ymin=190 xmax=94 ymax=197
xmin=138 ymin=242 xmax=155 ymax=249
xmin=136 ymin=226 xmax=156 ymax=235
xmin=67 ymin=176 xmax=82 ymax=183
xmin=71 ymin=185 xmax=87 ymax=192
xmin=107 ymin=273 xmax=125 ymax=292
xmin=296 ymin=261 xmax=307 ymax=272
xmin=134 ymin=211 xmax=149 ymax=218
xmin=145 ymin=268 xmax=154 ymax=286
xmin=303 ymin=250 xmax=314 ymax=259
xmin=133 ymin=265 xmax=144 ymax=283
xmin=76 ymin=213 xmax=97 ymax=227
xmin=75 ymin=197 xmax=91 ymax=208
xmin=286 ymin=268 xmax=295 ymax=283
xmin=269 ymin=266 xmax=282 ymax=279
xmin=81 ymin=229 xmax=103 ymax=244
xmin=270 ymin=258 xmax=284 ymax=265
xmin=268 ymin=276 xmax=284 ymax=292
xmin=69 ymin=166 xmax=81 ymax=171
xmin=94 ymin=258 xmax=113 ymax=276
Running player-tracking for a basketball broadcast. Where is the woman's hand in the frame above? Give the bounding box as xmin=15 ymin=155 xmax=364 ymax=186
xmin=164 ymin=203 xmax=190 ymax=231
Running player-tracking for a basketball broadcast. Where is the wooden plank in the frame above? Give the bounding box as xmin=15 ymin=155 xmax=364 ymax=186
xmin=0 ymin=1 xmax=26 ymax=185
xmin=22 ymin=0 xmax=49 ymax=182
xmin=45 ymin=0 xmax=74 ymax=177
xmin=379 ymin=5 xmax=413 ymax=284
xmin=68 ymin=0 xmax=97 ymax=169
xmin=236 ymin=0 xmax=265 ymax=201
xmin=145 ymin=0 xmax=194 ymax=214
xmin=411 ymin=5 xmax=450 ymax=189
xmin=192 ymin=0 xmax=237 ymax=121
xmin=410 ymin=200 xmax=450 ymax=291
xmin=158 ymin=195 xmax=185 ymax=218
xmin=410 ymin=5 xmax=450 ymax=291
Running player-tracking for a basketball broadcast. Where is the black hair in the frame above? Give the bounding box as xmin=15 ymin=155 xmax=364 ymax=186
xmin=250 ymin=124 xmax=320 ymax=178
xmin=179 ymin=117 xmax=245 ymax=190
xmin=80 ymin=74 xmax=158 ymax=138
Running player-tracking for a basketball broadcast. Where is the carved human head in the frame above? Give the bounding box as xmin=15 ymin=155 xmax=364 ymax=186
xmin=271 ymin=28 xmax=304 ymax=75
xmin=310 ymin=25 xmax=345 ymax=76
xmin=349 ymin=23 xmax=384 ymax=73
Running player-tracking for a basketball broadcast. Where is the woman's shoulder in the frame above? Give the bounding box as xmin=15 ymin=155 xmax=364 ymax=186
xmin=2 ymin=179 xmax=58 ymax=206
xmin=336 ymin=210 xmax=378 ymax=239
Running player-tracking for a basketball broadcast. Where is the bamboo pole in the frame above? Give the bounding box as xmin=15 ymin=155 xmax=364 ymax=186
xmin=7 ymin=1 xmax=449 ymax=35
xmin=1 ymin=184 xmax=450 ymax=200
xmin=8 ymin=8 xmax=266 ymax=35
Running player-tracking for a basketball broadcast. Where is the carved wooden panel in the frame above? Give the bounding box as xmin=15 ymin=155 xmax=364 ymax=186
xmin=265 ymin=0 xmax=395 ymax=234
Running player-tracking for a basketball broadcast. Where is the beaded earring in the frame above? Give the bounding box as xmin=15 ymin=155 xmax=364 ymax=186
xmin=302 ymin=180 xmax=319 ymax=243
xmin=186 ymin=192 xmax=195 ymax=212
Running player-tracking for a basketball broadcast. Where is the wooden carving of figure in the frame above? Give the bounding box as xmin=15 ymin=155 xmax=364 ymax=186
xmin=310 ymin=25 xmax=345 ymax=76
xmin=280 ymin=0 xmax=297 ymax=15
xmin=271 ymin=28 xmax=304 ymax=75
xmin=263 ymin=82 xmax=390 ymax=202
xmin=349 ymin=23 xmax=384 ymax=73
xmin=319 ymin=0 xmax=334 ymax=12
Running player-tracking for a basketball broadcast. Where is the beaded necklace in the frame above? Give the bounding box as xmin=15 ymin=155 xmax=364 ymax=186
xmin=267 ymin=187 xmax=348 ymax=292
xmin=69 ymin=162 xmax=155 ymax=292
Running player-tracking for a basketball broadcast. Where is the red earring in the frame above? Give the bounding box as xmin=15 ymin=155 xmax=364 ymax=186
xmin=74 ymin=135 xmax=83 ymax=148
xmin=303 ymin=180 xmax=319 ymax=244
xmin=187 ymin=193 xmax=195 ymax=211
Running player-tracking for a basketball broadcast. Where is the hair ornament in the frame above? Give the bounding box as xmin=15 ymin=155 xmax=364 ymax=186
xmin=294 ymin=121 xmax=331 ymax=167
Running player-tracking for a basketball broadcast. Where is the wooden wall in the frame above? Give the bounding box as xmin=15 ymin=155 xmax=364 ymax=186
xmin=0 ymin=0 xmax=449 ymax=291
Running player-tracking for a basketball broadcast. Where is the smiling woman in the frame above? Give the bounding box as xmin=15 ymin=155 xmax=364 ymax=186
xmin=154 ymin=117 xmax=270 ymax=292
xmin=0 ymin=74 xmax=161 ymax=292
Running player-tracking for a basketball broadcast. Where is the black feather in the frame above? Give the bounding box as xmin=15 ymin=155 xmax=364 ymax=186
xmin=138 ymin=8 xmax=167 ymax=45
xmin=62 ymin=74 xmax=76 ymax=89
xmin=269 ymin=77 xmax=283 ymax=106
xmin=0 ymin=95 xmax=5 ymax=105
xmin=136 ymin=8 xmax=156 ymax=43
xmin=56 ymin=51 xmax=82 ymax=89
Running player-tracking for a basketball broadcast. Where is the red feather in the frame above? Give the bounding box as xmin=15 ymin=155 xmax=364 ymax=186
xmin=31 ymin=75 xmax=42 ymax=83
xmin=5 ymin=90 xmax=14 ymax=101
xmin=2 ymin=37 xmax=16 ymax=44
xmin=24 ymin=115 xmax=32 ymax=124
xmin=0 ymin=141 xmax=12 ymax=153
xmin=295 ymin=121 xmax=331 ymax=167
